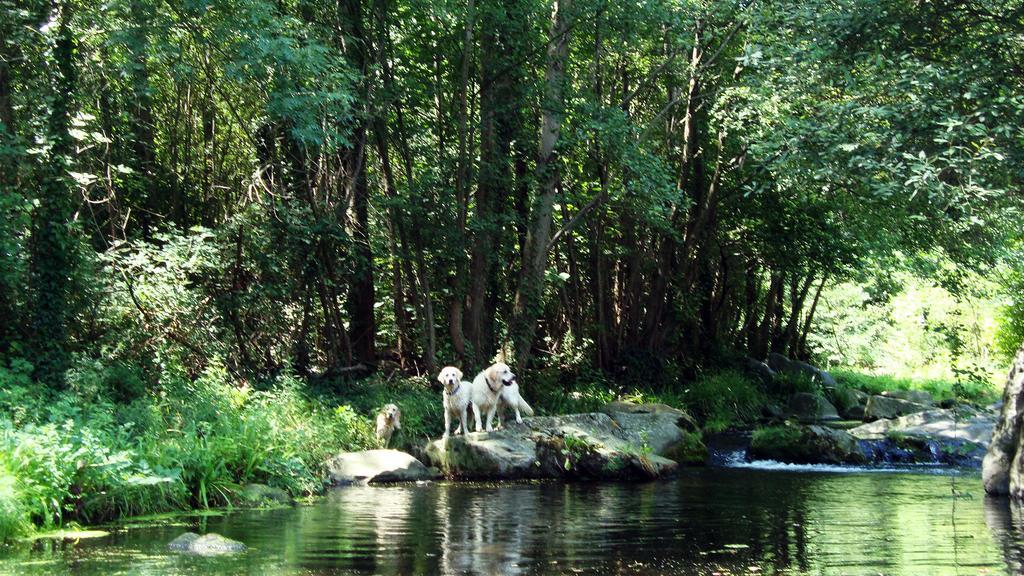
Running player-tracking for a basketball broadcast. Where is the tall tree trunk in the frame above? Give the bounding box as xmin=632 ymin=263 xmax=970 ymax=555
xmin=751 ymin=270 xmax=783 ymax=360
xmin=30 ymin=0 xmax=77 ymax=388
xmin=466 ymin=0 xmax=524 ymax=362
xmin=509 ymin=0 xmax=573 ymax=370
xmin=341 ymin=0 xmax=376 ymax=368
xmin=797 ymin=275 xmax=827 ymax=359
xmin=447 ymin=0 xmax=474 ymax=361
xmin=0 ymin=35 xmax=19 ymax=350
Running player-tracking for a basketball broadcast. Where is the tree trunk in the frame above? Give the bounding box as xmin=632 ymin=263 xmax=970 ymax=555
xmin=30 ymin=0 xmax=77 ymax=388
xmin=509 ymin=0 xmax=573 ymax=370
xmin=466 ymin=0 xmax=524 ymax=362
xmin=341 ymin=0 xmax=376 ymax=368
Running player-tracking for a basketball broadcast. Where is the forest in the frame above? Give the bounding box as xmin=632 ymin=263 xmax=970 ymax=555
xmin=1 ymin=0 xmax=1023 ymax=540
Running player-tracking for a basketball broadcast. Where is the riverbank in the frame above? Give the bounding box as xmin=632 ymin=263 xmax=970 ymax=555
xmin=0 ymin=354 xmax=996 ymax=541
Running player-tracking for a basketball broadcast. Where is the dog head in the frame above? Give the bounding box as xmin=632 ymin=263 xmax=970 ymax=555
xmin=437 ymin=366 xmax=463 ymax=392
xmin=485 ymin=362 xmax=517 ymax=388
xmin=382 ymin=403 xmax=401 ymax=429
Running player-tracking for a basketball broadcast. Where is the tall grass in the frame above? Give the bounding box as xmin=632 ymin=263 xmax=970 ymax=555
xmin=831 ymin=369 xmax=997 ymax=403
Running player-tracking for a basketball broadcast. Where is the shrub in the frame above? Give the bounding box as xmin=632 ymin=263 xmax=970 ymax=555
xmin=682 ymin=370 xmax=765 ymax=432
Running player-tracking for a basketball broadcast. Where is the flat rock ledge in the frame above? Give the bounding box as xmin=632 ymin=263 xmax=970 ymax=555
xmin=326 ymin=449 xmax=440 ymax=485
xmin=423 ymin=411 xmax=686 ymax=481
xmin=168 ymin=532 xmax=246 ymax=556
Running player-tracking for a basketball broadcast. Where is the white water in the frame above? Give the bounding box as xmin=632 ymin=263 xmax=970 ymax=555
xmin=713 ymin=447 xmax=959 ymax=475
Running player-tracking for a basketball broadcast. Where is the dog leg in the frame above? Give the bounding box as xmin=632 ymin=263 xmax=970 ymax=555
xmin=444 ymin=408 xmax=451 ymax=438
xmin=472 ymin=403 xmax=483 ymax=432
xmin=458 ymin=406 xmax=468 ymax=435
xmin=514 ymin=406 xmax=523 ymax=424
xmin=485 ymin=404 xmax=497 ymax=432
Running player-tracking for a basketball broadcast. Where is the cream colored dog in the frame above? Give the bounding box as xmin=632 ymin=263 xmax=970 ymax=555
xmin=437 ymin=366 xmax=471 ymax=437
xmin=470 ymin=362 xmax=533 ymax=432
xmin=498 ymin=377 xmax=534 ymax=425
xmin=375 ymin=403 xmax=401 ymax=447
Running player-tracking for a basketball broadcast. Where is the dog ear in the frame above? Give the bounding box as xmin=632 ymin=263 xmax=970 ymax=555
xmin=393 ymin=408 xmax=401 ymax=429
xmin=455 ymin=367 xmax=463 ymax=381
xmin=486 ymin=364 xmax=500 ymax=386
xmin=437 ymin=369 xmax=447 ymax=384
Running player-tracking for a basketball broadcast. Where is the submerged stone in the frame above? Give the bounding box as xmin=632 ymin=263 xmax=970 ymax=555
xmin=168 ymin=532 xmax=246 ymax=556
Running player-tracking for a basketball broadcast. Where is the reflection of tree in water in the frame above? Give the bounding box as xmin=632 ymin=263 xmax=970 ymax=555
xmin=984 ymin=496 xmax=1024 ymax=573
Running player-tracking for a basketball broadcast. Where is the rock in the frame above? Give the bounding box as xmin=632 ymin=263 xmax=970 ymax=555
xmin=845 ymin=404 xmax=866 ymax=420
xmin=742 ymin=357 xmax=776 ymax=387
xmin=601 ymin=400 xmax=698 ymax=438
xmin=326 ymin=449 xmax=439 ymax=485
xmin=851 ymin=408 xmax=995 ymax=443
xmin=881 ymin=389 xmax=935 ymax=406
xmin=168 ymin=532 xmax=246 ymax=556
xmin=236 ymin=483 xmax=291 ymax=507
xmin=829 ymin=388 xmax=869 ymax=419
xmin=423 ymin=412 xmax=679 ymax=480
xmin=749 ymin=424 xmax=866 ymax=465
xmin=786 ymin=393 xmax=840 ymax=423
xmin=766 ymin=353 xmax=836 ymax=388
xmin=863 ymin=395 xmax=931 ymax=421
xmin=818 ymin=369 xmax=839 ymax=389
xmin=984 ymin=346 xmax=1024 ymax=496
xmin=851 ymin=408 xmax=995 ymax=467
xmin=766 ymin=353 xmax=790 ymax=373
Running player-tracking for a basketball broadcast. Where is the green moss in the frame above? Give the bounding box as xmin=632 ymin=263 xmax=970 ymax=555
xmin=662 ymin=431 xmax=707 ymax=465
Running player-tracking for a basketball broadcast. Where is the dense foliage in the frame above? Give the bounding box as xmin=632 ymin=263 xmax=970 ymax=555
xmin=0 ymin=0 xmax=1022 ymax=537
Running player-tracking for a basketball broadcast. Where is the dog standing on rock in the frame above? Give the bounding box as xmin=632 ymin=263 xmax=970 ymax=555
xmin=438 ymin=366 xmax=471 ymax=438
xmin=469 ymin=362 xmax=534 ymax=432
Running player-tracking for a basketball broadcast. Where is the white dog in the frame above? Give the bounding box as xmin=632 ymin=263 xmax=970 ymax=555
xmin=437 ymin=366 xmax=471 ymax=438
xmin=469 ymin=362 xmax=534 ymax=432
xmin=499 ymin=378 xmax=534 ymax=425
xmin=375 ymin=403 xmax=401 ymax=447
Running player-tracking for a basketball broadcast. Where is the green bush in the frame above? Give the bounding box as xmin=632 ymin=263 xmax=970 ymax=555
xmin=0 ymin=356 xmax=381 ymax=539
xmin=682 ymin=370 xmax=765 ymax=432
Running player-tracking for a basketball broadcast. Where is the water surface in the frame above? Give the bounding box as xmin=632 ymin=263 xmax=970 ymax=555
xmin=2 ymin=467 xmax=1022 ymax=575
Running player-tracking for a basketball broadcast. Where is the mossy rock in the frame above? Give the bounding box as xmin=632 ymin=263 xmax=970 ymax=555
xmin=661 ymin=431 xmax=708 ymax=465
xmin=750 ymin=424 xmax=867 ymax=465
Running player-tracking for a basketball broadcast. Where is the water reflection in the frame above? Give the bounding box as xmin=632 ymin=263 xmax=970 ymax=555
xmin=0 ymin=470 xmax=1019 ymax=575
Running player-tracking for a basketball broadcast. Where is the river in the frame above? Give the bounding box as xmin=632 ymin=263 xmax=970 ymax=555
xmin=1 ymin=464 xmax=1021 ymax=575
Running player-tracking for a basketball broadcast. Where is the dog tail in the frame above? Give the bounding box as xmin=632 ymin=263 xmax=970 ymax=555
xmin=519 ymin=398 xmax=535 ymax=417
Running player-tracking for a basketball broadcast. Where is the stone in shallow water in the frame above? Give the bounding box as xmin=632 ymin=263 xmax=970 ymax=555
xmin=326 ymin=449 xmax=439 ymax=485
xmin=168 ymin=532 xmax=246 ymax=555
xmin=749 ymin=424 xmax=866 ymax=465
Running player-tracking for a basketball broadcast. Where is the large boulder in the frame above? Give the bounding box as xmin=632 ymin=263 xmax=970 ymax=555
xmin=863 ymin=395 xmax=931 ymax=421
xmin=423 ymin=412 xmax=679 ymax=480
xmin=984 ymin=346 xmax=1024 ymax=496
xmin=766 ymin=353 xmax=790 ymax=373
xmin=749 ymin=424 xmax=867 ymax=465
xmin=168 ymin=532 xmax=246 ymax=556
xmin=829 ymin=388 xmax=869 ymax=420
xmin=742 ymin=357 xmax=776 ymax=387
xmin=851 ymin=408 xmax=995 ymax=467
xmin=881 ymin=389 xmax=935 ymax=406
xmin=786 ymin=393 xmax=840 ymax=423
xmin=326 ymin=449 xmax=439 ymax=485
xmin=766 ymin=353 xmax=838 ymax=388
